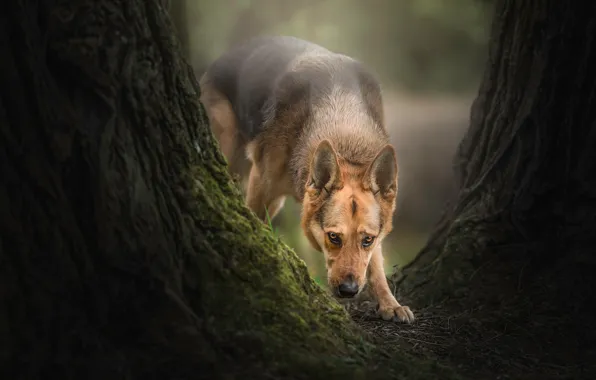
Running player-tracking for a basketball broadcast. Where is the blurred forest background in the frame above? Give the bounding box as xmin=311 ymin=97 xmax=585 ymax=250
xmin=175 ymin=0 xmax=493 ymax=284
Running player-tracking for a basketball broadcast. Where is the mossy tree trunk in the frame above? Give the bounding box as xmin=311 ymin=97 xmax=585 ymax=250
xmin=0 ymin=1 xmax=455 ymax=379
xmin=392 ymin=0 xmax=596 ymax=375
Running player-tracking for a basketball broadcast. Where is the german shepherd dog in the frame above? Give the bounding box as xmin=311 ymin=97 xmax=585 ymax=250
xmin=199 ymin=36 xmax=415 ymax=323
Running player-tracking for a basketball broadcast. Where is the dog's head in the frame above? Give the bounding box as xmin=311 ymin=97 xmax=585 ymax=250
xmin=301 ymin=139 xmax=398 ymax=298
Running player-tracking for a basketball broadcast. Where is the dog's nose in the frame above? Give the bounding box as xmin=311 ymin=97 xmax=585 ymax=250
xmin=337 ymin=274 xmax=359 ymax=298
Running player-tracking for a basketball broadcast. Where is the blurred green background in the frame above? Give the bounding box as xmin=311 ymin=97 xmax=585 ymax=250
xmin=181 ymin=0 xmax=493 ymax=284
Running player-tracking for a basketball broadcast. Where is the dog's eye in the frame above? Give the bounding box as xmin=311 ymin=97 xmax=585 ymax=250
xmin=361 ymin=236 xmax=375 ymax=248
xmin=327 ymin=232 xmax=342 ymax=246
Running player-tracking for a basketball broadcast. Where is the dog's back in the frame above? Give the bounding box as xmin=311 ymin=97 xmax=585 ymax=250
xmin=201 ymin=36 xmax=388 ymax=197
xmin=200 ymin=36 xmax=386 ymax=179
xmin=201 ymin=36 xmax=326 ymax=140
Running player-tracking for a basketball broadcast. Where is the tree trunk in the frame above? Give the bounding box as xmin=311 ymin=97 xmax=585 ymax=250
xmin=0 ymin=1 xmax=455 ymax=379
xmin=391 ymin=0 xmax=596 ymax=377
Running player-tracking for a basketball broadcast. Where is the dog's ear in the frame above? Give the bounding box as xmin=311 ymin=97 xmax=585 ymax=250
xmin=309 ymin=140 xmax=342 ymax=192
xmin=365 ymin=145 xmax=398 ymax=199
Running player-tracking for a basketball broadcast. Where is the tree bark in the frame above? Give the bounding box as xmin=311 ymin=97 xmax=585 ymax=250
xmin=0 ymin=1 xmax=455 ymax=379
xmin=392 ymin=0 xmax=596 ymax=376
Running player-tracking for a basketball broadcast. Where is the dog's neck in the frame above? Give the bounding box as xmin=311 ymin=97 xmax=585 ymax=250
xmin=289 ymin=95 xmax=389 ymax=201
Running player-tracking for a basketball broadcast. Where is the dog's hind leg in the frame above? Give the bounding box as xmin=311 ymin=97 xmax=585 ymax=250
xmin=245 ymin=165 xmax=287 ymax=222
xmin=199 ymin=76 xmax=251 ymax=191
xmin=244 ymin=139 xmax=292 ymax=223
xmin=266 ymin=196 xmax=286 ymax=220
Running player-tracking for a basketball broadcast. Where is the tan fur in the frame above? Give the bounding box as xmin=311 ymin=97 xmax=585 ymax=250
xmin=199 ymin=36 xmax=415 ymax=323
xmin=200 ymin=80 xmax=252 ymax=188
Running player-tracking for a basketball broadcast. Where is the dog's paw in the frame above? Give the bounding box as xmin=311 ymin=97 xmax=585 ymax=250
xmin=378 ymin=304 xmax=415 ymax=324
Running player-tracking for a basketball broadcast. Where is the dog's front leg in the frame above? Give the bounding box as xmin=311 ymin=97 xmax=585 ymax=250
xmin=368 ymin=246 xmax=415 ymax=323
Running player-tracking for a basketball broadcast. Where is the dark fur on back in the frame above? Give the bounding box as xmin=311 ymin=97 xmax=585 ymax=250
xmin=202 ymin=36 xmax=385 ymax=141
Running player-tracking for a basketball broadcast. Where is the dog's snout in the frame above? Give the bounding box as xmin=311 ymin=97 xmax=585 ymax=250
xmin=337 ymin=274 xmax=359 ymax=298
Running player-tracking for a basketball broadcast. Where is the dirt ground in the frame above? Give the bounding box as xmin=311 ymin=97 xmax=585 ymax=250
xmin=343 ymin=295 xmax=592 ymax=380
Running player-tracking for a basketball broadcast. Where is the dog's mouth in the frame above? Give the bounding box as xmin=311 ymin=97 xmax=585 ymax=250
xmin=334 ymin=291 xmax=359 ymax=299
xmin=331 ymin=285 xmax=363 ymax=299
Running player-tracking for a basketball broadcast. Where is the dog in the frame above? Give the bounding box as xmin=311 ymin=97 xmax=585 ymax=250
xmin=199 ymin=36 xmax=415 ymax=323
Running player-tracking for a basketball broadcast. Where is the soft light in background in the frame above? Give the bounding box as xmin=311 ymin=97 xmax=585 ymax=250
xmin=182 ymin=0 xmax=493 ymax=284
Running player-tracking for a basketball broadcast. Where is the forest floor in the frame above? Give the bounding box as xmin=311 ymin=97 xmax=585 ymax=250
xmin=344 ymin=296 xmax=591 ymax=380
